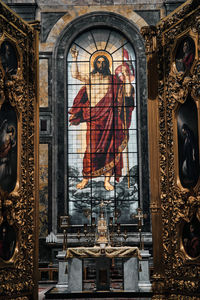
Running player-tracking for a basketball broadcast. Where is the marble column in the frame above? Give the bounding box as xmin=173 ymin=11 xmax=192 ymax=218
xmin=138 ymin=249 xmax=152 ymax=292
xmin=56 ymin=250 xmax=68 ymax=288
xmin=123 ymin=257 xmax=139 ymax=291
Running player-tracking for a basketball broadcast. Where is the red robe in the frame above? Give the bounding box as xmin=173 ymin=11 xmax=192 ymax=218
xmin=183 ymin=51 xmax=194 ymax=70
xmin=69 ymin=75 xmax=134 ymax=180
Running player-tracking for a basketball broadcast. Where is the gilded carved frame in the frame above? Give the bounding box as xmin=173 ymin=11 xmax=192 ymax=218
xmin=0 ymin=1 xmax=39 ymax=299
xmin=142 ymin=0 xmax=200 ymax=298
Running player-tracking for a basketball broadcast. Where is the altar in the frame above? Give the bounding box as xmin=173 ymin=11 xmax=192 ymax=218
xmin=55 ymin=202 xmax=151 ymax=293
xmin=66 ymin=246 xmax=141 ymax=292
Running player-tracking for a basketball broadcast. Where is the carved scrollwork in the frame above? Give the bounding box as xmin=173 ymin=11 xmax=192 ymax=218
xmin=0 ymin=1 xmax=38 ymax=299
xmin=168 ymin=68 xmax=192 ymax=104
xmin=145 ymin=1 xmax=200 ymax=297
xmin=141 ymin=26 xmax=157 ymax=55
xmin=4 ymin=75 xmax=27 ymax=112
xmin=191 ymin=62 xmax=200 ymax=99
xmin=150 ymin=202 xmax=160 ymax=213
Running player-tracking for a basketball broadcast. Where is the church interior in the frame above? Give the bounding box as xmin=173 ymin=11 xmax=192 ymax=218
xmin=0 ymin=0 xmax=200 ymax=299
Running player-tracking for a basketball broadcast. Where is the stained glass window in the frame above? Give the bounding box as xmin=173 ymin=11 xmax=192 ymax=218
xmin=67 ymin=28 xmax=138 ymax=225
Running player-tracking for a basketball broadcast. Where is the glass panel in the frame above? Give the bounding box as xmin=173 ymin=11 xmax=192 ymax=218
xmin=68 ymin=62 xmax=90 ymax=85
xmin=92 ymin=200 xmax=115 ymax=224
xmin=128 ymin=130 xmax=138 ymax=152
xmin=68 ymin=153 xmax=86 ymax=176
xmin=73 ymin=31 xmax=97 ymax=55
xmin=117 ymin=200 xmax=138 ymax=224
xmin=105 ymin=31 xmax=128 ymax=54
xmin=112 ymin=43 xmax=136 ymax=61
xmin=68 ymin=84 xmax=89 ymax=109
xmin=91 ymin=29 xmax=110 ymax=51
xmin=67 ymin=44 xmax=90 ymax=62
xmin=113 ymin=60 xmax=136 ymax=85
xmin=69 ymin=201 xmax=91 ymax=225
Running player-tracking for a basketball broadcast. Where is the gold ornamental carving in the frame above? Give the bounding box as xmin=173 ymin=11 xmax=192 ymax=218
xmin=141 ymin=26 xmax=157 ymax=55
xmin=0 ymin=1 xmax=39 ymax=299
xmin=142 ymin=0 xmax=200 ymax=297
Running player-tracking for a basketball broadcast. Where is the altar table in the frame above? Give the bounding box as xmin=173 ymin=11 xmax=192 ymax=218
xmin=66 ymin=246 xmax=141 ymax=292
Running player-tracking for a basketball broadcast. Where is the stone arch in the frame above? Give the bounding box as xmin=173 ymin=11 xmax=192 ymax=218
xmin=51 ymin=11 xmax=149 ymax=233
xmin=40 ymin=7 xmax=148 ymax=52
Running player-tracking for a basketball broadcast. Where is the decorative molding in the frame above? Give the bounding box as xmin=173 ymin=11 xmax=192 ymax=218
xmin=142 ymin=0 xmax=200 ymax=297
xmin=40 ymin=7 xmax=148 ymax=52
xmin=0 ymin=1 xmax=39 ymax=298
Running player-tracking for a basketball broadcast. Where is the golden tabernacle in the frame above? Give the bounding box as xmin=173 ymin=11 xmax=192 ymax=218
xmin=95 ymin=201 xmax=109 ymax=245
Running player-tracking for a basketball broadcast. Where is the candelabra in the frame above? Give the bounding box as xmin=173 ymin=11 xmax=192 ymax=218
xmin=60 ymin=215 xmax=70 ymax=251
xmin=123 ymin=229 xmax=128 ymax=243
xmin=131 ymin=207 xmax=147 ymax=250
xmin=77 ymin=228 xmax=81 ymax=242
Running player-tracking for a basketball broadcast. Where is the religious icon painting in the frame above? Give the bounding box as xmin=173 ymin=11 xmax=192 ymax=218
xmin=67 ymin=28 xmax=138 ymax=225
xmin=177 ymin=95 xmax=199 ymax=189
xmin=0 ymin=100 xmax=17 ymax=193
xmin=182 ymin=217 xmax=200 ymax=259
xmin=175 ymin=36 xmax=195 ymax=73
xmin=0 ymin=40 xmax=18 ymax=75
xmin=0 ymin=221 xmax=16 ymax=262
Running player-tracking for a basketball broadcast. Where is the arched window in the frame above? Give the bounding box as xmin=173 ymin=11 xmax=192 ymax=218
xmin=66 ymin=28 xmax=138 ymax=225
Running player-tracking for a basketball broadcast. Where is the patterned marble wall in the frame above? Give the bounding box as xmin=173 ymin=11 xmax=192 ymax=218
xmin=39 ymin=144 xmax=48 ymax=237
xmin=39 ymin=59 xmax=49 ymax=108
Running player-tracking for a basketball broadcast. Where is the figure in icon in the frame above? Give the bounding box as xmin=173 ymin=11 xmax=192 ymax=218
xmin=69 ymin=46 xmax=134 ymax=191
xmin=183 ymin=220 xmax=200 ymax=258
xmin=181 ymin=123 xmax=199 ymax=186
xmin=0 ymin=119 xmax=16 ymax=186
xmin=0 ymin=88 xmax=17 ymax=192
xmin=0 ymin=41 xmax=18 ymax=75
xmin=0 ymin=222 xmax=16 ymax=261
xmin=175 ymin=38 xmax=195 ymax=72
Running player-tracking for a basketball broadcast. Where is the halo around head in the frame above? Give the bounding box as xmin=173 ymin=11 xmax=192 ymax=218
xmin=90 ymin=51 xmax=112 ymax=72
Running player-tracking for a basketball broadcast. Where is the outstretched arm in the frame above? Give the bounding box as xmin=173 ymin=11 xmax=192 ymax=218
xmin=70 ymin=46 xmax=89 ymax=83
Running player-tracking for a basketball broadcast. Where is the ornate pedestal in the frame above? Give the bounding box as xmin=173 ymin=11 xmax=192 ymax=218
xmin=138 ymin=249 xmax=151 ymax=292
xmin=56 ymin=250 xmax=68 ymax=288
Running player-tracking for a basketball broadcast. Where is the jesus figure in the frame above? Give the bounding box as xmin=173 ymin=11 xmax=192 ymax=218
xmin=69 ymin=47 xmax=134 ymax=191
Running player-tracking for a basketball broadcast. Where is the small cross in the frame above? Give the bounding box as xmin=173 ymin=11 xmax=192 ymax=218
xmin=131 ymin=208 xmax=147 ymax=250
xmin=134 ymin=208 xmax=144 ymax=227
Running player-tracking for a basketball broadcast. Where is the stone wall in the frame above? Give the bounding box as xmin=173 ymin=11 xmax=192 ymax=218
xmin=4 ymin=0 xmax=186 ymax=23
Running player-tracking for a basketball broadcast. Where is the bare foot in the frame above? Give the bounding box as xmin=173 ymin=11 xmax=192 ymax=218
xmin=104 ymin=179 xmax=114 ymax=191
xmin=76 ymin=178 xmax=89 ymax=189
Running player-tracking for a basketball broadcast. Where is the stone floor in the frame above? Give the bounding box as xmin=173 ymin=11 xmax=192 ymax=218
xmin=39 ymin=284 xmax=53 ymax=300
xmin=39 ymin=285 xmax=152 ymax=300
